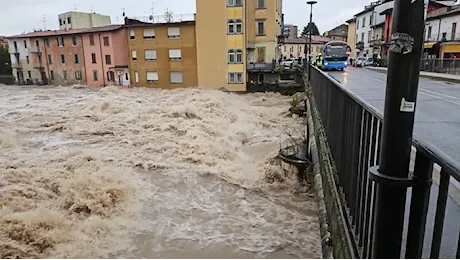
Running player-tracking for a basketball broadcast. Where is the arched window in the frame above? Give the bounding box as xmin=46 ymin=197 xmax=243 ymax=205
xmin=235 ymin=19 xmax=242 ymax=34
xmin=228 ymin=49 xmax=236 ymax=63
xmin=228 ymin=20 xmax=235 ymax=34
xmin=236 ymin=49 xmax=243 ymax=63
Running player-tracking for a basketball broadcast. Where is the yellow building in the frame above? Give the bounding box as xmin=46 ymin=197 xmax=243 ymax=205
xmin=196 ymin=0 xmax=283 ymax=91
xmin=126 ymin=21 xmax=198 ymax=88
xmin=346 ymin=18 xmax=357 ymax=59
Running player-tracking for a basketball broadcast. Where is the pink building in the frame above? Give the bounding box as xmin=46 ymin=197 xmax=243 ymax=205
xmin=81 ymin=25 xmax=130 ymax=87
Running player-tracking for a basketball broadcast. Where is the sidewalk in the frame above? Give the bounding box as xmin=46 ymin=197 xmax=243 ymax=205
xmin=366 ymin=66 xmax=460 ymax=84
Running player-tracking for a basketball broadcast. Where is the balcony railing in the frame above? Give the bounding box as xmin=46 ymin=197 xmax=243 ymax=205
xmin=247 ymin=62 xmax=275 ymax=71
xmin=425 ymin=33 xmax=460 ymax=42
xmin=29 ymin=47 xmax=41 ymax=53
xmin=369 ymin=38 xmax=385 ymax=47
xmin=11 ymin=63 xmax=22 ymax=69
xmin=9 ymin=48 xmax=19 ymax=54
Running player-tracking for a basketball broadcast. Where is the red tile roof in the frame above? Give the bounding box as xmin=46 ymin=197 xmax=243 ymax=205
xmin=6 ymin=25 xmax=124 ymax=39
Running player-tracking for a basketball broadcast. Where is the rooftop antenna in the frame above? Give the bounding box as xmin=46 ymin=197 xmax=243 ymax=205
xmin=122 ymin=8 xmax=126 ymax=17
xmin=74 ymin=4 xmax=77 ymax=11
xmin=43 ymin=14 xmax=47 ymax=30
xmin=90 ymin=6 xmax=94 ymax=13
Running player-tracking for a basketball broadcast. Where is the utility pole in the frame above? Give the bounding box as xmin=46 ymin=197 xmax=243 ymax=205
xmin=306 ymin=1 xmax=317 ymax=76
xmin=369 ymin=0 xmax=426 ymax=258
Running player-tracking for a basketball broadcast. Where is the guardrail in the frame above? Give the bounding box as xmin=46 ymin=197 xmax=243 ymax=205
xmin=308 ymin=64 xmax=460 ymax=258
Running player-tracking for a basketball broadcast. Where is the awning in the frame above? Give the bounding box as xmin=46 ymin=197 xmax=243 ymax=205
xmin=424 ymin=42 xmax=437 ymax=49
xmin=443 ymin=43 xmax=460 ymax=53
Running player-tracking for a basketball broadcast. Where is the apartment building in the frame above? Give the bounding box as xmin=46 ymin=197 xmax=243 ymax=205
xmin=58 ymin=11 xmax=111 ymax=30
xmin=8 ymin=38 xmax=35 ymax=83
xmin=346 ymin=18 xmax=357 ymax=59
xmin=280 ymin=36 xmax=331 ymax=59
xmin=323 ymin=24 xmax=348 ymax=42
xmin=195 ymin=0 xmax=283 ymax=91
xmin=81 ymin=25 xmax=129 ymax=87
xmin=283 ymin=24 xmax=298 ymax=39
xmin=126 ymin=21 xmax=198 ymax=88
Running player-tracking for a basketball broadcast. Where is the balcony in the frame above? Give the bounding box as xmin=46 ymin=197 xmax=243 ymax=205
xmin=425 ymin=33 xmax=460 ymax=42
xmin=11 ymin=63 xmax=22 ymax=69
xmin=9 ymin=48 xmax=19 ymax=55
xmin=369 ymin=38 xmax=385 ymax=47
xmin=247 ymin=62 xmax=275 ymax=71
xmin=247 ymin=42 xmax=256 ymax=49
xmin=356 ymin=41 xmax=365 ymax=50
xmin=30 ymin=47 xmax=42 ymax=53
xmin=34 ymin=63 xmax=45 ymax=69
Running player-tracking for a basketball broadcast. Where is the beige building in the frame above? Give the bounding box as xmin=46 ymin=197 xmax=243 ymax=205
xmin=280 ymin=36 xmax=331 ymax=59
xmin=58 ymin=11 xmax=111 ymax=30
xmin=195 ymin=0 xmax=283 ymax=91
xmin=346 ymin=17 xmax=357 ymax=58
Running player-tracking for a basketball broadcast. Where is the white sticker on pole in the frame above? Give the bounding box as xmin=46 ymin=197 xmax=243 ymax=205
xmin=400 ymin=98 xmax=416 ymax=112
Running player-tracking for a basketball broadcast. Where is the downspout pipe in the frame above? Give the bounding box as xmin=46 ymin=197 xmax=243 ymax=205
xmin=98 ymin=33 xmax=106 ymax=87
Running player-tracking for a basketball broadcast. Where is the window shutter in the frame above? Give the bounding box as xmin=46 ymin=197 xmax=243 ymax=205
xmin=143 ymin=29 xmax=155 ymax=38
xmin=145 ymin=50 xmax=157 ymax=60
xmin=146 ymin=72 xmax=159 ymax=81
xmin=167 ymin=27 xmax=180 ymax=38
xmin=170 ymin=72 xmax=183 ymax=83
xmin=169 ymin=49 xmax=182 ymax=59
xmin=132 ymin=50 xmax=137 ymax=58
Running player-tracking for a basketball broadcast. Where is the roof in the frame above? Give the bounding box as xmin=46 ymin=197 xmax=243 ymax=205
xmin=123 ymin=20 xmax=195 ymax=28
xmin=380 ymin=7 xmax=393 ymax=15
xmin=345 ymin=17 xmax=356 ymax=23
xmin=7 ymin=24 xmax=125 ymax=39
xmin=371 ymin=21 xmax=385 ymax=28
xmin=427 ymin=4 xmax=460 ymax=20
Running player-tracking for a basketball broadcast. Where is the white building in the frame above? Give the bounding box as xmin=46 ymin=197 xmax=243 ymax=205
xmin=425 ymin=6 xmax=460 ymax=42
xmin=353 ymin=0 xmax=393 ymax=57
xmin=58 ymin=11 xmax=111 ymax=30
xmin=8 ymin=38 xmax=35 ymax=83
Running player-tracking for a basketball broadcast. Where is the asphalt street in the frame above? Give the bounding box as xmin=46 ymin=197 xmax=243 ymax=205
xmin=327 ymin=67 xmax=460 ymax=258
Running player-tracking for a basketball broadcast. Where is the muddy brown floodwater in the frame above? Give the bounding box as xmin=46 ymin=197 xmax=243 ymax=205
xmin=0 ymin=85 xmax=321 ymax=259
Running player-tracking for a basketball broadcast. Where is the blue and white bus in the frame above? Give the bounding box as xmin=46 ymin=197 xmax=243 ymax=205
xmin=320 ymin=41 xmax=350 ymax=71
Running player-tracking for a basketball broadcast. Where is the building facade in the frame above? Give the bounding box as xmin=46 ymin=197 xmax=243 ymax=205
xmin=425 ymin=4 xmax=460 ymax=58
xmin=346 ymin=18 xmax=357 ymax=59
xmin=58 ymin=11 xmax=111 ymax=30
xmin=323 ymin=24 xmax=348 ymax=42
xmin=283 ymin=24 xmax=298 ymax=39
xmin=81 ymin=25 xmax=129 ymax=87
xmin=126 ymin=21 xmax=198 ymax=88
xmin=8 ymin=38 xmax=34 ymax=83
xmin=280 ymin=36 xmax=330 ymax=59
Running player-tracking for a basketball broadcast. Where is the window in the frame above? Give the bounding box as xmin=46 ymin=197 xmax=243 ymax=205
xmin=27 ymin=71 xmax=31 ymax=78
xmin=356 ymin=34 xmax=358 ymax=43
xmin=369 ymin=14 xmax=373 ymax=26
xmin=357 ymin=20 xmax=359 ymax=29
xmin=24 ymin=40 xmax=27 ymax=48
xmin=74 ymin=54 xmax=79 ymax=64
xmin=103 ymin=36 xmax=109 ymax=46
xmin=228 ymin=73 xmax=243 ymax=83
xmin=125 ymin=73 xmax=129 ymax=81
xmin=169 ymin=49 xmax=182 ymax=60
xmin=145 ymin=50 xmax=157 ymax=61
xmin=362 ymin=17 xmax=365 ymax=28
xmin=146 ymin=71 xmax=159 ymax=83
xmin=75 ymin=70 xmax=82 ymax=80
xmin=442 ymin=32 xmax=447 ymax=40
xmin=135 ymin=72 xmax=139 ymax=83
xmin=107 ymin=71 xmax=115 ymax=81
xmin=50 ymin=70 xmax=54 ymax=80
xmin=228 ymin=49 xmax=236 ymax=63
xmin=290 ymin=46 xmax=293 ymax=52
xmin=228 ymin=20 xmax=235 ymax=34
xmin=130 ymin=29 xmax=135 ymax=40
xmin=61 ymin=54 xmax=65 ymax=64
xmin=132 ymin=50 xmax=137 ymax=61
xmin=427 ymin=26 xmax=432 ymax=39
xmin=258 ymin=73 xmax=265 ymax=83
xmin=167 ymin=27 xmax=180 ymax=38
xmin=89 ymin=35 xmax=95 ymax=46
xmin=59 ymin=19 xmax=62 ymax=26
xmin=57 ymin=37 xmax=64 ymax=47
xmin=235 ymin=19 xmax=242 ymax=34
xmin=236 ymin=49 xmax=243 ymax=63
xmin=257 ymin=20 xmax=265 ymax=35
xmin=48 ymin=55 xmax=52 ymax=64
xmin=67 ymin=17 xmax=71 ymax=24
xmin=93 ymin=70 xmax=98 ymax=81
xmin=170 ymin=72 xmax=183 ymax=83
xmin=227 ymin=0 xmax=242 ymax=6
xmin=105 ymin=55 xmax=111 ymax=65
xmin=361 ymin=32 xmax=364 ymax=42
xmin=284 ymin=45 xmax=286 ymax=52
xmin=26 ymin=56 xmax=29 ymax=64
xmin=44 ymin=38 xmax=49 ymax=47
xmin=299 ymin=46 xmax=302 ymax=54
xmin=257 ymin=0 xmax=265 ymax=8
xmin=72 ymin=36 xmax=77 ymax=46
xmin=63 ymin=70 xmax=68 ymax=80
xmin=91 ymin=53 xmax=96 ymax=63
xmin=368 ymin=31 xmax=371 ymax=43
xmin=143 ymin=29 xmax=155 ymax=39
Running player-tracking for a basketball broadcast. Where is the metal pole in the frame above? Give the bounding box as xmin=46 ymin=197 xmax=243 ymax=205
xmin=370 ymin=0 xmax=426 ymax=258
xmin=308 ymin=4 xmax=313 ymax=77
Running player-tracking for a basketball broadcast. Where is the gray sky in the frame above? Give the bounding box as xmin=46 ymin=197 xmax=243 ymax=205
xmin=1 ymin=0 xmax=372 ymax=36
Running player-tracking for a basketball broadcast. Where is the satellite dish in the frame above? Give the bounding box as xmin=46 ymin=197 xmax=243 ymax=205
xmin=149 ymin=15 xmax=154 ymax=21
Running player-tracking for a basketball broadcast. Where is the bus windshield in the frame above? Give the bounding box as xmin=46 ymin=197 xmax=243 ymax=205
xmin=324 ymin=44 xmax=347 ymax=60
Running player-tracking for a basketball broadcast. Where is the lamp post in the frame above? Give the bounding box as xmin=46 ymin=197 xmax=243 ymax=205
xmin=306 ymin=1 xmax=317 ymax=77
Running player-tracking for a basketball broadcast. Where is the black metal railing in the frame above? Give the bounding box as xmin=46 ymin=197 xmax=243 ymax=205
xmin=308 ymin=64 xmax=460 ymax=258
xmin=378 ymin=58 xmax=460 ymax=75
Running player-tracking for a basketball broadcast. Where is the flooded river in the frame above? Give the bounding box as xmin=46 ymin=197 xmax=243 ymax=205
xmin=0 ymin=85 xmax=321 ymax=258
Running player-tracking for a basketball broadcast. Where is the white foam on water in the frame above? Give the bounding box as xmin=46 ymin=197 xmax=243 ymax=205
xmin=0 ymin=84 xmax=321 ymax=258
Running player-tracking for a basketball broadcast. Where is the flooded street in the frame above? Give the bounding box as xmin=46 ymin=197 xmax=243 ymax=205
xmin=0 ymin=85 xmax=321 ymax=258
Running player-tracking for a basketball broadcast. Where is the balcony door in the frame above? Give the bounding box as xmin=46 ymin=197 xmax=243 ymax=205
xmin=452 ymin=23 xmax=457 ymax=41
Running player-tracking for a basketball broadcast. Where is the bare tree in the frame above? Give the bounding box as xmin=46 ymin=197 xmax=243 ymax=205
xmin=164 ymin=9 xmax=174 ymax=23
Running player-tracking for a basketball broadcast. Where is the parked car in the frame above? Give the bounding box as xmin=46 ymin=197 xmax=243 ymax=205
xmin=281 ymin=59 xmax=294 ymax=68
xmin=355 ymin=57 xmax=366 ymax=67
xmin=364 ymin=57 xmax=374 ymax=66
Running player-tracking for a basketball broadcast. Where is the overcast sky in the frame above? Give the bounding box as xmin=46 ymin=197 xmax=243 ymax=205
xmin=1 ymin=0 xmax=373 ymax=36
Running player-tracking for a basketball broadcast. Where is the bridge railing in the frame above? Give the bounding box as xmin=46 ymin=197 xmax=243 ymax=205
xmin=308 ymin=64 xmax=460 ymax=258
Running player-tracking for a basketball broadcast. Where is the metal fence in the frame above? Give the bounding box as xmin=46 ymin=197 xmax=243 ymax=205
xmin=308 ymin=64 xmax=460 ymax=258
xmin=379 ymin=58 xmax=460 ymax=75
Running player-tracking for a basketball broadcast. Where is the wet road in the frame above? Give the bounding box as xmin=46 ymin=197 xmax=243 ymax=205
xmin=328 ymin=67 xmax=460 ymax=258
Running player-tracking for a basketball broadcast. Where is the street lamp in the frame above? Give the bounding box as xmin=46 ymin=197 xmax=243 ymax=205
xmin=306 ymin=1 xmax=317 ymax=77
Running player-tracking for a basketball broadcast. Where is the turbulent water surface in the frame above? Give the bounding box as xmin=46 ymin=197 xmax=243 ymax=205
xmin=0 ymin=85 xmax=321 ymax=259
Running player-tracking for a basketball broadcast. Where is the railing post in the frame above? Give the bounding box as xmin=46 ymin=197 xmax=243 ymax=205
xmin=405 ymin=150 xmax=433 ymax=258
xmin=369 ymin=0 xmax=426 ymax=258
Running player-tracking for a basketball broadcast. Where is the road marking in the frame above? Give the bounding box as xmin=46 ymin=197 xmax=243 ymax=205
xmin=422 ymin=88 xmax=460 ymax=102
xmin=419 ymin=90 xmax=460 ymax=106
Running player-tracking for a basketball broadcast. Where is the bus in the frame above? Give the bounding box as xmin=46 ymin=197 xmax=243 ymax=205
xmin=320 ymin=41 xmax=350 ymax=71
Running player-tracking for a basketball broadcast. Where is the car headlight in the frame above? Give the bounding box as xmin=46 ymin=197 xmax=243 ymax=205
xmin=344 ymin=61 xmax=348 ymax=66
xmin=324 ymin=62 xmax=328 ymax=66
